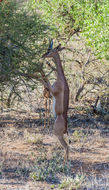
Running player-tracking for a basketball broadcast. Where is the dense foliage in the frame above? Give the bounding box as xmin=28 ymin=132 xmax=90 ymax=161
xmin=0 ymin=0 xmax=49 ymax=85
xmin=0 ymin=0 xmax=49 ymax=108
xmin=0 ymin=0 xmax=108 ymax=110
xmin=30 ymin=0 xmax=109 ymax=59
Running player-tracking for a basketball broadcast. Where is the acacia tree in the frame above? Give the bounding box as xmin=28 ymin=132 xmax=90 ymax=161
xmin=31 ymin=0 xmax=109 ymax=112
xmin=0 ymin=0 xmax=51 ymax=109
xmin=34 ymin=0 xmax=108 ymax=60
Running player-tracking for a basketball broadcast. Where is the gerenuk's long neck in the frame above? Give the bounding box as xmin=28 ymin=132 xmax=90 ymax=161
xmin=53 ymin=53 xmax=65 ymax=81
xmin=53 ymin=52 xmax=69 ymax=134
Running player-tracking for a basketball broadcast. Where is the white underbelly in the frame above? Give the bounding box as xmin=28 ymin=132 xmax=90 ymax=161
xmin=52 ymin=96 xmax=56 ymax=118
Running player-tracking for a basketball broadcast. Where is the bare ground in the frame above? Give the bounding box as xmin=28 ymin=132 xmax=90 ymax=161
xmin=0 ymin=104 xmax=109 ymax=190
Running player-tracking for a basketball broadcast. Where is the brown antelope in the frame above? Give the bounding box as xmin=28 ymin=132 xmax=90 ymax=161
xmin=42 ymin=41 xmax=69 ymax=163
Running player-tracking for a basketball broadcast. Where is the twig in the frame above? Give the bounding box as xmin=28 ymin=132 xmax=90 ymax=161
xmin=46 ymin=61 xmax=57 ymax=71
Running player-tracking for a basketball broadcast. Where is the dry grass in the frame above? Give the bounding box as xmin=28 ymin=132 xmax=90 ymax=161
xmin=24 ymin=129 xmax=43 ymax=144
xmin=0 ymin=107 xmax=109 ymax=190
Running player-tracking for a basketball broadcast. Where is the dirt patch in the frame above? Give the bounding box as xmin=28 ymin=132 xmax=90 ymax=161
xmin=0 ymin=108 xmax=109 ymax=189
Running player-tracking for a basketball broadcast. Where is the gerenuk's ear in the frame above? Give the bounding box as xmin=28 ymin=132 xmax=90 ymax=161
xmin=55 ymin=44 xmax=65 ymax=51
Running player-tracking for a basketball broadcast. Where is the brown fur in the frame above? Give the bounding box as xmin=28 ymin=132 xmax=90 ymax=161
xmin=42 ymin=46 xmax=69 ymax=162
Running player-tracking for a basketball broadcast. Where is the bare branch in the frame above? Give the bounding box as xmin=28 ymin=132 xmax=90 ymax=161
xmin=46 ymin=61 xmax=57 ymax=71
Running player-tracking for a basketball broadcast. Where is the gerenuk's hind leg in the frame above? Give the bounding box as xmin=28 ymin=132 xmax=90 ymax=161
xmin=54 ymin=115 xmax=69 ymax=163
xmin=57 ymin=135 xmax=69 ymax=163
